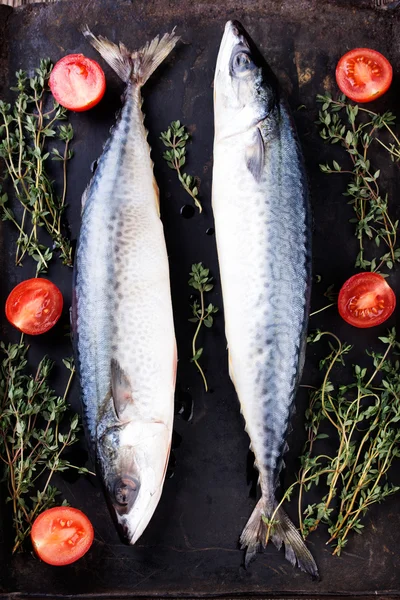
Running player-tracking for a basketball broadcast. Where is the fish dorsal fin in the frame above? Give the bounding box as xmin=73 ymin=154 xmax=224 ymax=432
xmin=110 ymin=359 xmax=133 ymax=419
xmin=245 ymin=126 xmax=264 ymax=182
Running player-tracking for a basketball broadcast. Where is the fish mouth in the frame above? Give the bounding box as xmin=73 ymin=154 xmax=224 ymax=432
xmin=102 ymin=475 xmax=144 ymax=544
xmin=217 ymin=20 xmax=277 ymax=93
xmin=225 ymin=20 xmax=248 ymax=41
xmin=216 ymin=20 xmax=251 ymax=76
xmin=107 ymin=474 xmax=163 ymax=546
xmin=117 ymin=516 xmax=140 ymax=545
xmin=115 ymin=498 xmax=155 ymax=546
xmin=224 ymin=20 xmax=251 ymax=48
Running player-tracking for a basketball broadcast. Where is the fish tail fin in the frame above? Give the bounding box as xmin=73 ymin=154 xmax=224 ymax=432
xmin=82 ymin=26 xmax=179 ymax=86
xmin=240 ymin=497 xmax=319 ymax=579
xmin=271 ymin=504 xmax=319 ymax=578
xmin=240 ymin=497 xmax=266 ymax=566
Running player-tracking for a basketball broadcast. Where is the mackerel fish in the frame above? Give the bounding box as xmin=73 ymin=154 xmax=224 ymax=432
xmin=72 ymin=28 xmax=179 ymax=544
xmin=212 ymin=21 xmax=318 ymax=577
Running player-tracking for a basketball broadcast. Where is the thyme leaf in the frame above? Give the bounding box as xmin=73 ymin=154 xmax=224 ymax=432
xmin=160 ymin=120 xmax=203 ymax=213
xmin=316 ymin=93 xmax=400 ymax=273
xmin=0 ymin=59 xmax=74 ymax=274
xmin=188 ymin=263 xmax=218 ymax=392
xmin=0 ymin=343 xmax=91 ymax=553
xmin=0 ymin=58 xmax=85 ymax=552
xmin=268 ymin=329 xmax=400 ymax=555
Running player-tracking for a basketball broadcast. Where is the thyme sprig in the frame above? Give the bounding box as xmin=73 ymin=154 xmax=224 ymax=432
xmin=317 ymin=93 xmax=400 ymax=273
xmin=0 ymin=343 xmax=91 ymax=552
xmin=266 ymin=329 xmax=400 ymax=555
xmin=188 ymin=263 xmax=218 ymax=392
xmin=0 ymin=58 xmax=86 ymax=552
xmin=160 ymin=120 xmax=202 ymax=213
xmin=0 ymin=58 xmax=74 ymax=274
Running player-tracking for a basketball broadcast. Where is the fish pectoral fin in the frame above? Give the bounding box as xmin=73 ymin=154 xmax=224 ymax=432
xmin=81 ymin=183 xmax=90 ymax=214
xmin=245 ymin=126 xmax=264 ymax=182
xmin=111 ymin=359 xmax=133 ymax=419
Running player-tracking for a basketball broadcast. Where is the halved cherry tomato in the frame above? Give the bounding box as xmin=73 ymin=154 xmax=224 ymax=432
xmin=336 ymin=48 xmax=392 ymax=103
xmin=338 ymin=272 xmax=396 ymax=328
xmin=31 ymin=506 xmax=94 ymax=566
xmin=49 ymin=54 xmax=106 ymax=112
xmin=5 ymin=278 xmax=63 ymax=335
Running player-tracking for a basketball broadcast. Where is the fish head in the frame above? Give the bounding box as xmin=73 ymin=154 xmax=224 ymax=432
xmin=214 ymin=20 xmax=277 ymax=137
xmin=98 ymin=420 xmax=171 ymax=544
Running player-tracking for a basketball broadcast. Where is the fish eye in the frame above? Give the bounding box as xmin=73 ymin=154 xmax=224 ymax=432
xmin=231 ymin=51 xmax=254 ymax=74
xmin=235 ymin=52 xmax=250 ymax=68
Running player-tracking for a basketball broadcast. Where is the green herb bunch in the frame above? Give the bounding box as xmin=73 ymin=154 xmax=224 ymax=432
xmin=0 ymin=59 xmax=85 ymax=552
xmin=0 ymin=343 xmax=90 ymax=552
xmin=188 ymin=263 xmax=218 ymax=391
xmin=266 ymin=329 xmax=400 ymax=556
xmin=160 ymin=120 xmax=202 ymax=213
xmin=317 ymin=93 xmax=400 ymax=273
xmin=0 ymin=58 xmax=74 ymax=275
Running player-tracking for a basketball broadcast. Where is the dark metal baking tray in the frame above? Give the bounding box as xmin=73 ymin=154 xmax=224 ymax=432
xmin=0 ymin=0 xmax=400 ymax=598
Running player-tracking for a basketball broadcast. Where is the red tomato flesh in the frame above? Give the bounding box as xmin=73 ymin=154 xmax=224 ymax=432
xmin=336 ymin=48 xmax=392 ymax=103
xmin=31 ymin=507 xmax=94 ymax=566
xmin=49 ymin=54 xmax=106 ymax=112
xmin=5 ymin=278 xmax=63 ymax=335
xmin=338 ymin=272 xmax=396 ymax=328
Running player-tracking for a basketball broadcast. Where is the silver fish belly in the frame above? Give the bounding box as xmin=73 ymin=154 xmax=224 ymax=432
xmin=72 ymin=29 xmax=178 ymax=544
xmin=212 ymin=20 xmax=318 ymax=577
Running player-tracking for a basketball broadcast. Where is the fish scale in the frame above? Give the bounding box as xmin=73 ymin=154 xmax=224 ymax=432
xmin=72 ymin=28 xmax=178 ymax=545
xmin=212 ymin=20 xmax=317 ymax=577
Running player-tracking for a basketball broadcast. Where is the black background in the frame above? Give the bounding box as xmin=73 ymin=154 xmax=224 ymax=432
xmin=0 ymin=0 xmax=400 ymax=597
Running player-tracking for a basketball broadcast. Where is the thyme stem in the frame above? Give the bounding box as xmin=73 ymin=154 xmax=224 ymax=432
xmin=317 ymin=93 xmax=400 ymax=272
xmin=188 ymin=263 xmax=219 ymax=392
xmin=160 ymin=120 xmax=203 ymax=212
xmin=0 ymin=59 xmax=74 ymax=273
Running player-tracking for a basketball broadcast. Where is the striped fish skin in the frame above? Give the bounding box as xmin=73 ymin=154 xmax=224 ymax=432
xmin=72 ymin=31 xmax=178 ymax=545
xmin=212 ymin=21 xmax=317 ymax=576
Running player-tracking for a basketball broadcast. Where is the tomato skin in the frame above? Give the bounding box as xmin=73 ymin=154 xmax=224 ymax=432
xmin=336 ymin=48 xmax=392 ymax=103
xmin=49 ymin=54 xmax=106 ymax=112
xmin=5 ymin=278 xmax=63 ymax=335
xmin=338 ymin=272 xmax=396 ymax=328
xmin=31 ymin=506 xmax=94 ymax=566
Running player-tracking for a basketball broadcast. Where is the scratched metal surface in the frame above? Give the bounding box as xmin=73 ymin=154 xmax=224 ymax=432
xmin=1 ymin=0 xmax=400 ymax=9
xmin=0 ymin=0 xmax=400 ymax=597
